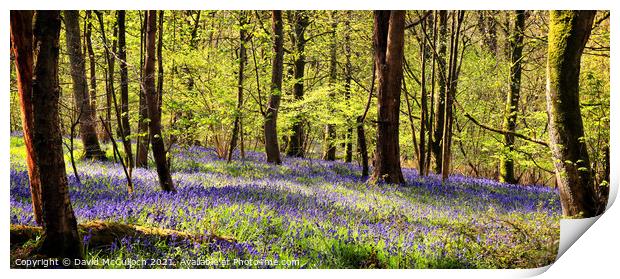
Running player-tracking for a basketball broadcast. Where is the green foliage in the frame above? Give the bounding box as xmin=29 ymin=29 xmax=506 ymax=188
xmin=8 ymin=10 xmax=609 ymax=188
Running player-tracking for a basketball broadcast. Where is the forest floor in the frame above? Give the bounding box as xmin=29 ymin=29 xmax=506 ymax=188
xmin=10 ymin=136 xmax=560 ymax=268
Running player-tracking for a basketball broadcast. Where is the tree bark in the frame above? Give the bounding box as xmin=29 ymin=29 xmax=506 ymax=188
xmin=344 ymin=12 xmax=354 ymax=163
xmin=95 ymin=11 xmax=115 ymax=144
xmin=32 ymin=10 xmax=83 ymax=260
xmin=499 ymin=10 xmax=526 ymax=184
xmin=136 ymin=12 xmax=150 ymax=168
xmin=228 ymin=11 xmax=249 ymax=162
xmin=84 ymin=11 xmax=100 ymax=141
xmin=64 ymin=10 xmax=106 ymax=160
xmin=264 ymin=10 xmax=284 ymax=164
xmin=144 ymin=10 xmax=175 ymax=192
xmin=286 ymin=11 xmax=309 ymax=158
xmin=323 ymin=11 xmax=338 ymax=161
xmin=117 ymin=10 xmax=134 ymax=169
xmin=357 ymin=61 xmax=376 ymax=178
xmin=418 ymin=18 xmax=429 ymax=176
xmin=10 ymin=10 xmax=43 ymax=226
xmin=425 ymin=13 xmax=437 ymax=176
xmin=431 ymin=11 xmax=448 ymax=174
xmin=546 ymin=10 xmax=603 ymax=217
xmin=441 ymin=11 xmax=464 ymax=182
xmin=157 ymin=11 xmax=164 ymax=116
xmin=370 ymin=11 xmax=406 ymax=184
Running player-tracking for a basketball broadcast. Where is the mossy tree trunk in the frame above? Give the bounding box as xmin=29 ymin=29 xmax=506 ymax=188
xmin=344 ymin=11 xmax=354 ymax=163
xmin=546 ymin=10 xmax=603 ymax=217
xmin=499 ymin=10 xmax=527 ymax=184
xmin=431 ymin=10 xmax=448 ymax=174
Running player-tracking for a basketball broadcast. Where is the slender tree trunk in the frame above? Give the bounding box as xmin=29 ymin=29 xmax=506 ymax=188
xmin=418 ymin=18 xmax=428 ymax=176
xmin=144 ymin=10 xmax=175 ymax=192
xmin=32 ymin=10 xmax=83 ymax=260
xmin=286 ymin=11 xmax=309 ymax=158
xmin=432 ymin=11 xmax=448 ymax=174
xmin=95 ymin=11 xmax=115 ymax=144
xmin=157 ymin=11 xmax=164 ymax=116
xmin=84 ymin=11 xmax=100 ymax=141
xmin=546 ymin=11 xmax=603 ymax=217
xmin=323 ymin=11 xmax=338 ymax=161
xmin=499 ymin=10 xmax=526 ymax=184
xmin=228 ymin=11 xmax=249 ymax=162
xmin=370 ymin=10 xmax=406 ymax=184
xmin=10 ymin=10 xmax=43 ymax=226
xmin=344 ymin=12 xmax=354 ymax=163
xmin=136 ymin=12 xmax=150 ymax=168
xmin=425 ymin=13 xmax=437 ymax=176
xmin=64 ymin=10 xmax=106 ymax=160
xmin=357 ymin=116 xmax=369 ymax=176
xmin=441 ymin=11 xmax=464 ymax=182
xmin=441 ymin=11 xmax=465 ymax=181
xmin=264 ymin=10 xmax=284 ymax=164
xmin=357 ymin=62 xmax=376 ymax=178
xmin=117 ymin=10 xmax=134 ymax=169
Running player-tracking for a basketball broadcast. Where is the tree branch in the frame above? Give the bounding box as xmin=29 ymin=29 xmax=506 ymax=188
xmin=405 ymin=11 xmax=432 ymax=29
xmin=462 ymin=113 xmax=549 ymax=147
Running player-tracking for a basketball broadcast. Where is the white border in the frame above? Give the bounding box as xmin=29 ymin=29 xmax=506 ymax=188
xmin=2 ymin=1 xmax=617 ymax=278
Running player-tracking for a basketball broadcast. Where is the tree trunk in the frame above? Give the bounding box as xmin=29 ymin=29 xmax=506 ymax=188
xmin=441 ymin=11 xmax=464 ymax=182
xmin=228 ymin=11 xmax=249 ymax=162
xmin=144 ymin=10 xmax=175 ymax=192
xmin=95 ymin=11 xmax=115 ymax=144
xmin=157 ymin=11 xmax=164 ymax=116
xmin=357 ymin=60 xmax=376 ymax=178
xmin=425 ymin=13 xmax=437 ymax=176
xmin=10 ymin=10 xmax=43 ymax=226
xmin=136 ymin=12 xmax=150 ymax=168
xmin=64 ymin=10 xmax=106 ymax=160
xmin=418 ymin=18 xmax=428 ymax=176
xmin=117 ymin=10 xmax=134 ymax=169
xmin=344 ymin=12 xmax=354 ymax=163
xmin=357 ymin=116 xmax=369 ymax=177
xmin=546 ymin=11 xmax=602 ymax=217
xmin=286 ymin=11 xmax=309 ymax=158
xmin=84 ymin=11 xmax=100 ymax=141
xmin=499 ymin=10 xmax=526 ymax=184
xmin=370 ymin=11 xmax=406 ymax=185
xmin=432 ymin=10 xmax=448 ymax=174
xmin=32 ymin=10 xmax=83 ymax=260
xmin=323 ymin=11 xmax=338 ymax=161
xmin=264 ymin=10 xmax=284 ymax=165
xmin=477 ymin=11 xmax=498 ymax=55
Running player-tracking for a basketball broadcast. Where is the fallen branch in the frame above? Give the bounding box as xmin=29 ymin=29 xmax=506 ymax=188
xmin=11 ymin=220 xmax=236 ymax=249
